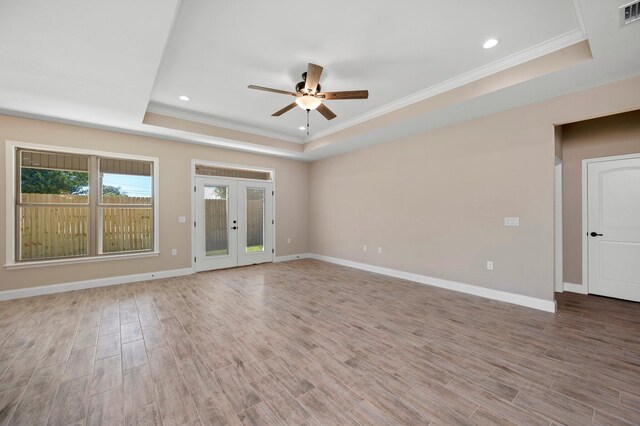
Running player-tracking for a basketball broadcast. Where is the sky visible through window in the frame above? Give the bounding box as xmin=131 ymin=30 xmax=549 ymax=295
xmin=102 ymin=174 xmax=151 ymax=197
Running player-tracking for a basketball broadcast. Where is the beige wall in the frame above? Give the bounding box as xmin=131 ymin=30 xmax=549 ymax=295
xmin=561 ymin=110 xmax=640 ymax=285
xmin=309 ymin=77 xmax=640 ymax=302
xmin=2 ymin=76 xmax=640 ymax=299
xmin=0 ymin=115 xmax=310 ymax=292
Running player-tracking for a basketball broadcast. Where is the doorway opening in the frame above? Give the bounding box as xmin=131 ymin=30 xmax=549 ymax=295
xmin=554 ymin=110 xmax=640 ymax=303
xmin=192 ymin=161 xmax=274 ymax=272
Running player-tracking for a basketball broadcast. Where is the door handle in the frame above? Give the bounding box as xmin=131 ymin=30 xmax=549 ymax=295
xmin=231 ymin=226 xmax=238 ymax=230
xmin=589 ymin=232 xmax=603 ymax=237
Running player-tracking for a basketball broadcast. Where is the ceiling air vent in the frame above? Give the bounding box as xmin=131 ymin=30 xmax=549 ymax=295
xmin=621 ymin=1 xmax=640 ymax=25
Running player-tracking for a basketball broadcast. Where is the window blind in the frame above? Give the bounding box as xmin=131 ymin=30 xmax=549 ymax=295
xmin=20 ymin=150 xmax=88 ymax=172
xmin=100 ymin=158 xmax=152 ymax=176
xmin=195 ymin=165 xmax=271 ymax=180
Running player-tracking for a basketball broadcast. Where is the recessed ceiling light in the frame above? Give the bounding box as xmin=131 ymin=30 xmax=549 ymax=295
xmin=179 ymin=95 xmax=190 ymax=101
xmin=483 ymin=38 xmax=500 ymax=49
xmin=298 ymin=126 xmax=306 ymax=131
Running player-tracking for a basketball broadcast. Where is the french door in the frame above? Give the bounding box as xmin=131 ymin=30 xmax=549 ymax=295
xmin=195 ymin=177 xmax=273 ymax=272
xmin=587 ymin=156 xmax=640 ymax=302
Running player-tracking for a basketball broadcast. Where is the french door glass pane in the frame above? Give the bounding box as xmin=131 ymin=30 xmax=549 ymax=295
xmin=101 ymin=207 xmax=152 ymax=253
xmin=19 ymin=206 xmax=89 ymax=260
xmin=246 ymin=188 xmax=265 ymax=253
xmin=205 ymin=185 xmax=229 ymax=256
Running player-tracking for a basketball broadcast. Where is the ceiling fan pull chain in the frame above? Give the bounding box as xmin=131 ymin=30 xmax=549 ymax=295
xmin=307 ymin=109 xmax=310 ymax=136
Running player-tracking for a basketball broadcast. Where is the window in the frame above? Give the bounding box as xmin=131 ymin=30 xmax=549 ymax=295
xmin=99 ymin=158 xmax=153 ymax=254
xmin=15 ymin=147 xmax=156 ymax=262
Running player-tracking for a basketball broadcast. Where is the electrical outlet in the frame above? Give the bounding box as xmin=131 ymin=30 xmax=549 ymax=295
xmin=378 ymin=247 xmax=383 ymax=254
xmin=178 ymin=216 xmax=186 ymax=223
xmin=171 ymin=249 xmax=177 ymax=256
xmin=363 ymin=245 xmax=367 ymax=252
xmin=486 ymin=261 xmax=494 ymax=270
xmin=287 ymin=238 xmax=291 ymax=244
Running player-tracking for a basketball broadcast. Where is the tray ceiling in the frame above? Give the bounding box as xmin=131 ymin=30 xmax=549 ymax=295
xmin=1 ymin=1 xmax=639 ymax=160
xmin=149 ymin=0 xmax=582 ymax=141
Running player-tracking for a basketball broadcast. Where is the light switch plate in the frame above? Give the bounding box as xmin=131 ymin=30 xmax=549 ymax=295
xmin=486 ymin=261 xmax=494 ymax=270
xmin=504 ymin=217 xmax=520 ymax=227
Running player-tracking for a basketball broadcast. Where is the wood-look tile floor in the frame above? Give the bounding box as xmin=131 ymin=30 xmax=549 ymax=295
xmin=1 ymin=259 xmax=639 ymax=425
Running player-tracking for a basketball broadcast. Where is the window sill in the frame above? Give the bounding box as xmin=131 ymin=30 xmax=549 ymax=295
xmin=4 ymin=251 xmax=161 ymax=270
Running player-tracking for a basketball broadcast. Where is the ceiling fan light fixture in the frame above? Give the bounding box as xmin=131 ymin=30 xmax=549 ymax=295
xmin=295 ymin=95 xmax=322 ymax=111
xmin=248 ymin=63 xmax=367 ymax=121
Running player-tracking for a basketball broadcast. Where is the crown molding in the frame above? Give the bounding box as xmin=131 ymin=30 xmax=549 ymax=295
xmin=306 ymin=28 xmax=587 ymax=142
xmin=572 ymin=0 xmax=588 ymax=37
xmin=146 ymin=102 xmax=303 ymax=144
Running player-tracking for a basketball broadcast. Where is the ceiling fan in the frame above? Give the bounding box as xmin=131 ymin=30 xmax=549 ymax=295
xmin=248 ymin=63 xmax=369 ymax=134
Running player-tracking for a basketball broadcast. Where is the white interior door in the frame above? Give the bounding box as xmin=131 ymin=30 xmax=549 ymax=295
xmin=195 ymin=176 xmax=273 ymax=272
xmin=587 ymin=157 xmax=640 ymax=302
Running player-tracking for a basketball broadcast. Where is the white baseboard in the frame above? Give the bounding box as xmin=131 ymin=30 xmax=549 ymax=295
xmin=309 ymin=254 xmax=556 ymax=313
xmin=274 ymin=253 xmax=311 ymax=262
xmin=564 ymin=282 xmax=588 ymax=294
xmin=0 ymin=267 xmax=194 ymax=301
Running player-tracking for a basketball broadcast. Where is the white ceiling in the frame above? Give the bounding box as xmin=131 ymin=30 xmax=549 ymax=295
xmin=303 ymin=0 xmax=640 ymax=159
xmin=149 ymin=0 xmax=582 ymax=140
xmin=0 ymin=0 xmax=638 ymax=160
xmin=0 ymin=0 xmax=180 ymax=126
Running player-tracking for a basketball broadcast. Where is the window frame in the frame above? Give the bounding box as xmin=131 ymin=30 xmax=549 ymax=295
xmin=5 ymin=141 xmax=159 ymax=269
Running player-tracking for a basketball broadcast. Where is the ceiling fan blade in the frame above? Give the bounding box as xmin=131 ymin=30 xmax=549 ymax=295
xmin=316 ymin=103 xmax=337 ymax=121
xmin=271 ymin=102 xmax=297 ymax=117
xmin=248 ymin=85 xmax=298 ymax=97
xmin=316 ymin=90 xmax=369 ymax=100
xmin=304 ymin=63 xmax=323 ymax=92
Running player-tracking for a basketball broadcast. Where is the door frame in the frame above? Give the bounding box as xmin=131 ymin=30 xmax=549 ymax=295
xmin=555 ymin=157 xmax=563 ymax=293
xmin=581 ymin=152 xmax=640 ymax=294
xmin=190 ymin=159 xmax=276 ymax=273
